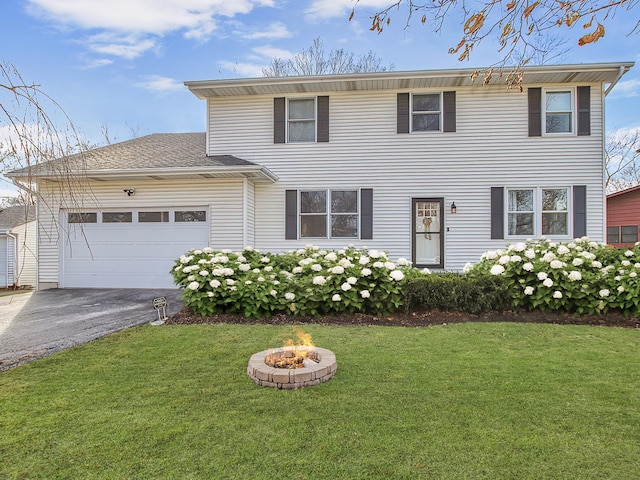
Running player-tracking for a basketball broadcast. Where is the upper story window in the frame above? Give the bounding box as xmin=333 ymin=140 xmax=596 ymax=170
xmin=288 ymin=98 xmax=316 ymax=143
xmin=544 ymin=90 xmax=574 ymax=134
xmin=411 ymin=93 xmax=441 ymax=132
xmin=507 ymin=187 xmax=570 ymax=237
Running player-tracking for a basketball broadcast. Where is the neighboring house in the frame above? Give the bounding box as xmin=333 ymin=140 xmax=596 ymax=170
xmin=0 ymin=205 xmax=37 ymax=288
xmin=6 ymin=62 xmax=634 ymax=289
xmin=607 ymin=185 xmax=640 ymax=247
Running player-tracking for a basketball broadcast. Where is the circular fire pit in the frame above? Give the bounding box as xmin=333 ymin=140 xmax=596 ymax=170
xmin=247 ymin=346 xmax=337 ymax=389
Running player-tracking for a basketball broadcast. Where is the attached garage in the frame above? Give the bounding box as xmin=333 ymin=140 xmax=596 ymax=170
xmin=62 ymin=208 xmax=209 ymax=288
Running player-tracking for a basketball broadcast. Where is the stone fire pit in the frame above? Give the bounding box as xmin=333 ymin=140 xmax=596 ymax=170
xmin=247 ymin=346 xmax=337 ymax=389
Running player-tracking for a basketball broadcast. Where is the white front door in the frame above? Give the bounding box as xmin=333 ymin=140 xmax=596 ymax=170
xmin=62 ymin=208 xmax=209 ymax=288
xmin=412 ymin=198 xmax=444 ymax=269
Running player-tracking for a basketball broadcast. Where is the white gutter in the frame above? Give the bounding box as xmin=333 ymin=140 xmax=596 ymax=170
xmin=605 ymin=65 xmax=627 ymax=96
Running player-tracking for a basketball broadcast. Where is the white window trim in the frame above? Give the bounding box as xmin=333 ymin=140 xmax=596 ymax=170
xmin=287 ymin=97 xmax=317 ymax=143
xmin=410 ymin=92 xmax=443 ymax=133
xmin=542 ymin=87 xmax=576 ymax=136
xmin=298 ymin=188 xmax=360 ymax=239
xmin=505 ymin=187 xmax=572 ymax=239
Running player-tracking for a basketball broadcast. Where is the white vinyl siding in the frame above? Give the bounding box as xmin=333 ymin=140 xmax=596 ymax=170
xmin=208 ymin=84 xmax=604 ymax=271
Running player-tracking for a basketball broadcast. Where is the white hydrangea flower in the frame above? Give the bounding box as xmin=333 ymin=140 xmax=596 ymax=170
xmin=198 ymin=259 xmax=208 ymax=264
xmin=341 ymin=282 xmax=352 ymax=291
xmin=292 ymin=266 xmax=303 ymax=274
xmin=361 ymin=268 xmax=372 ymax=277
xmin=188 ymin=281 xmax=200 ymax=291
xmin=421 ymin=268 xmax=431 ymax=274
xmin=359 ymin=256 xmax=370 ymax=265
xmin=524 ymin=286 xmax=534 ymax=295
xmin=210 ymin=280 xmax=221 ymax=288
xmin=222 ymin=268 xmax=234 ymax=276
xmin=553 ymin=290 xmax=563 ymax=299
xmin=187 ymin=275 xmax=196 ymax=281
xmin=347 ymin=276 xmax=357 ymax=285
xmin=339 ymin=258 xmax=353 ymax=268
xmin=618 ymin=286 xmax=625 ymax=293
xmin=373 ymin=261 xmax=384 ymax=268
xmin=203 ymin=247 xmax=214 ymax=254
xmin=550 ymin=260 xmax=565 ymax=269
xmin=523 ymin=262 xmax=534 ymax=272
xmin=397 ymin=258 xmax=411 ymax=266
xmin=499 ymin=255 xmax=511 ymax=265
xmin=174 ymin=265 xmax=183 ymax=272
xmin=270 ymin=290 xmax=277 ymax=297
xmin=542 ymin=252 xmax=556 ymax=262
xmin=568 ymin=271 xmax=582 ymax=281
xmin=512 ymin=243 xmax=526 ymax=252
xmin=180 ymin=255 xmax=193 ymax=264
xmin=510 ymin=255 xmax=522 ymax=263
xmin=369 ymin=249 xmax=382 ymax=258
xmin=312 ymin=275 xmax=327 ymax=286
xmin=592 ymin=261 xmax=603 ymax=269
xmin=218 ymin=255 xmax=229 ymax=264
xmin=635 ymin=263 xmax=640 ymax=269
xmin=285 ymin=292 xmax=295 ymax=301
xmin=537 ymin=272 xmax=548 ymax=280
xmin=384 ymin=262 xmax=397 ymax=270
xmin=524 ymin=249 xmax=536 ymax=259
xmin=490 ymin=265 xmax=505 ymax=275
xmin=236 ymin=255 xmax=246 ymax=263
xmin=360 ymin=290 xmax=371 ymax=298
xmin=311 ymin=264 xmax=323 ymax=272
xmin=463 ymin=262 xmax=473 ymax=273
xmin=622 ymin=260 xmax=631 ymax=267
xmin=330 ymin=266 xmax=344 ymax=274
xmin=226 ymin=279 xmax=235 ymax=286
xmin=257 ymin=277 xmax=265 ymax=282
xmin=199 ymin=270 xmax=209 ymax=277
xmin=572 ymin=258 xmax=584 ymax=267
xmin=244 ymin=246 xmax=254 ymax=251
xmin=483 ymin=251 xmax=498 ymax=260
xmin=599 ymin=289 xmax=610 ymax=297
xmin=332 ymin=294 xmax=341 ymax=302
xmin=543 ymin=278 xmax=554 ymax=288
xmin=252 ymin=268 xmax=261 ymax=274
xmin=557 ymin=245 xmax=570 ymax=255
xmin=264 ymin=266 xmax=273 ymax=272
xmin=630 ymin=272 xmax=637 ymax=278
xmin=589 ymin=241 xmax=599 ymax=248
xmin=193 ymin=249 xmax=203 ymax=255
xmin=245 ymin=280 xmax=252 ymax=285
xmin=325 ymin=252 xmax=338 ymax=262
xmin=390 ymin=270 xmax=405 ymax=281
xmin=212 ymin=268 xmax=223 ymax=276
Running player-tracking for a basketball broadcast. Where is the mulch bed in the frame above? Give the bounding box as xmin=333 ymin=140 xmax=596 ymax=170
xmin=166 ymin=308 xmax=640 ymax=328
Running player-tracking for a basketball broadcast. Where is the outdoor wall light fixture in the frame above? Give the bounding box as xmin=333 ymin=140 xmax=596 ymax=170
xmin=123 ymin=188 xmax=136 ymax=196
xmin=450 ymin=202 xmax=457 ymax=214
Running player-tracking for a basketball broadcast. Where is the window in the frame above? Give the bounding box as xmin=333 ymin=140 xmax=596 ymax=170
xmin=175 ymin=211 xmax=206 ymax=222
xmin=608 ymin=225 xmax=639 ymax=244
xmin=507 ymin=187 xmax=570 ymax=237
xmin=288 ymin=98 xmax=316 ymax=143
xmin=544 ymin=90 xmax=573 ymax=134
xmin=139 ymin=211 xmax=169 ymax=223
xmin=411 ymin=93 xmax=441 ymax=132
xmin=299 ymin=189 xmax=358 ymax=238
xmin=103 ymin=212 xmax=132 ymax=223
xmin=68 ymin=212 xmax=97 ymax=223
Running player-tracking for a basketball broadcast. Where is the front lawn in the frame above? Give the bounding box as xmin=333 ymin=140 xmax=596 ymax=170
xmin=1 ymin=322 xmax=639 ymax=479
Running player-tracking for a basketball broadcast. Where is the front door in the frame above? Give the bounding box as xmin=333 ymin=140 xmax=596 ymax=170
xmin=412 ymin=198 xmax=444 ymax=268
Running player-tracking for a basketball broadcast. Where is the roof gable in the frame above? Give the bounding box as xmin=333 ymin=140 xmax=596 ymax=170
xmin=0 ymin=206 xmax=35 ymax=229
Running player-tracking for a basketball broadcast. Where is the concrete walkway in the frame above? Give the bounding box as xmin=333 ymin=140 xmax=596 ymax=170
xmin=0 ymin=288 xmax=184 ymax=371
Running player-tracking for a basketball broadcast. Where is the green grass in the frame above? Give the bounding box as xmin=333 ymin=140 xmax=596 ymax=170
xmin=1 ymin=323 xmax=639 ymax=479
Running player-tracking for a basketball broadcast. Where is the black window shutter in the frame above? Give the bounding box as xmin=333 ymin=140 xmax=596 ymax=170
xmin=285 ymin=190 xmax=298 ymax=240
xmin=317 ymin=96 xmax=329 ymax=142
xmin=397 ymin=93 xmax=410 ymax=134
xmin=577 ymin=86 xmax=591 ymax=136
xmin=573 ymin=185 xmax=587 ymax=238
xmin=443 ymin=91 xmax=456 ymax=132
xmin=274 ymin=97 xmax=286 ymax=144
xmin=360 ymin=188 xmax=373 ymax=239
xmin=491 ymin=187 xmax=504 ymax=239
xmin=528 ymin=88 xmax=542 ymax=137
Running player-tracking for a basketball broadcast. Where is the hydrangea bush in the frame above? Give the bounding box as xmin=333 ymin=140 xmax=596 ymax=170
xmin=465 ymin=237 xmax=640 ymax=316
xmin=172 ymin=245 xmax=418 ymax=318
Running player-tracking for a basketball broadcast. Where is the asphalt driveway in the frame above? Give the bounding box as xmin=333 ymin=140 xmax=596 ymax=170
xmin=0 ymin=288 xmax=184 ymax=371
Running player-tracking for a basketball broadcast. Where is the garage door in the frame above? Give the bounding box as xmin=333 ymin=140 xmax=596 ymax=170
xmin=62 ymin=208 xmax=209 ymax=288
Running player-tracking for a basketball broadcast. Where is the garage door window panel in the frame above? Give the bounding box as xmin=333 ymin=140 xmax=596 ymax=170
xmin=139 ymin=211 xmax=170 ymax=223
xmin=175 ymin=211 xmax=207 ymax=222
xmin=103 ymin=212 xmax=132 ymax=223
xmin=68 ymin=212 xmax=97 ymax=223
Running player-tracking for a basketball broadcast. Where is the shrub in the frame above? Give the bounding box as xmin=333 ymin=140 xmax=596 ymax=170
xmin=171 ymin=245 xmax=417 ymax=317
xmin=403 ymin=273 xmax=510 ymax=314
xmin=465 ymin=237 xmax=640 ymax=316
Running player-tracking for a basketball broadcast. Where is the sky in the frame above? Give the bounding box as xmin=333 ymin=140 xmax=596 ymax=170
xmin=1 ymin=0 xmax=639 ymax=198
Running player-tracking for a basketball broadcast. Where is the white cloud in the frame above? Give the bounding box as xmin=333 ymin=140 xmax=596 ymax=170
xmin=218 ymin=45 xmax=295 ymax=77
xmin=241 ymin=22 xmax=291 ymax=40
xmin=251 ymin=46 xmax=294 ymax=60
xmin=610 ymin=78 xmax=640 ymax=98
xmin=27 ymin=0 xmax=277 ymax=57
xmin=305 ymin=0 xmax=391 ymax=19
xmin=80 ymin=58 xmax=114 ymax=69
xmin=135 ymin=75 xmax=184 ymax=93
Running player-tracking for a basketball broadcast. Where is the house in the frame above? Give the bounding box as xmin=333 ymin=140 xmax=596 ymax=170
xmin=0 ymin=205 xmax=37 ymax=288
xmin=6 ymin=62 xmax=634 ymax=289
xmin=607 ymin=184 xmax=640 ymax=247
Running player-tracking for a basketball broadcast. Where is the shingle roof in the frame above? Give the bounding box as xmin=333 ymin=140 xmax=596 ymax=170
xmin=0 ymin=205 xmax=36 ymax=229
xmin=8 ymin=132 xmax=259 ymax=176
